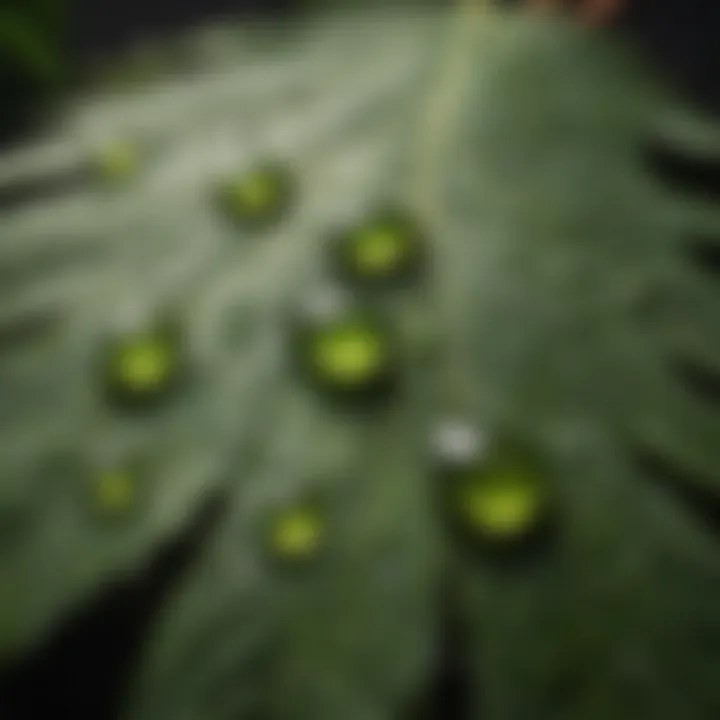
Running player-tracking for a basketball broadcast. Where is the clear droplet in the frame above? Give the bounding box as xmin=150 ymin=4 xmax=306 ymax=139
xmin=217 ymin=162 xmax=294 ymax=229
xmin=455 ymin=462 xmax=546 ymax=541
xmin=102 ymin=324 xmax=185 ymax=411
xmin=294 ymin=308 xmax=398 ymax=404
xmin=267 ymin=504 xmax=325 ymax=563
xmin=94 ymin=140 xmax=140 ymax=184
xmin=331 ymin=210 xmax=426 ymax=288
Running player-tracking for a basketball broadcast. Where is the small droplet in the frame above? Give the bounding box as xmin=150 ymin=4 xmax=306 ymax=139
xmin=94 ymin=140 xmax=140 ymax=184
xmin=330 ymin=210 xmax=426 ymax=288
xmin=92 ymin=468 xmax=136 ymax=517
xmin=217 ymin=162 xmax=294 ymax=229
xmin=436 ymin=427 xmax=551 ymax=547
xmin=266 ymin=504 xmax=325 ymax=564
xmin=102 ymin=324 xmax=185 ymax=411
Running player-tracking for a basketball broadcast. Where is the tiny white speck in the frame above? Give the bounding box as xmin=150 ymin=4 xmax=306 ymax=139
xmin=433 ymin=420 xmax=488 ymax=463
xmin=300 ymin=284 xmax=352 ymax=323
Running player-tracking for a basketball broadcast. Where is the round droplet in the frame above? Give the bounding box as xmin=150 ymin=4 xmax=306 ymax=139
xmin=313 ymin=324 xmax=384 ymax=384
xmin=102 ymin=325 xmax=185 ymax=410
xmin=331 ymin=211 xmax=426 ymax=288
xmin=436 ymin=425 xmax=551 ymax=548
xmin=94 ymin=140 xmax=140 ymax=184
xmin=296 ymin=313 xmax=397 ymax=402
xmin=454 ymin=462 xmax=546 ymax=541
xmin=217 ymin=162 xmax=294 ymax=229
xmin=267 ymin=504 xmax=325 ymax=564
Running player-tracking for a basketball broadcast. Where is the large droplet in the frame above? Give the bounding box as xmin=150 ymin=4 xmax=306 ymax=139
xmin=330 ymin=209 xmax=426 ymax=288
xmin=217 ymin=161 xmax=294 ymax=229
xmin=435 ymin=421 xmax=551 ymax=549
xmin=291 ymin=289 xmax=399 ymax=405
xmin=453 ymin=462 xmax=546 ymax=541
xmin=310 ymin=322 xmax=386 ymax=384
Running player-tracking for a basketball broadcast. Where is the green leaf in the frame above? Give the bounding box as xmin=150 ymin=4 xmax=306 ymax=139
xmin=437 ymin=14 xmax=720 ymax=720
xmin=1 ymin=5 xmax=720 ymax=720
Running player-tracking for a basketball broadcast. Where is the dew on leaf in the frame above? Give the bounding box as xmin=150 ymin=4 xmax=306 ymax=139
xmin=265 ymin=503 xmax=325 ymax=565
xmin=94 ymin=140 xmax=141 ymax=184
xmin=435 ymin=424 xmax=551 ymax=548
xmin=330 ymin=210 xmax=426 ymax=288
xmin=293 ymin=308 xmax=398 ymax=404
xmin=289 ymin=284 xmax=399 ymax=404
xmin=217 ymin=161 xmax=294 ymax=229
xmin=91 ymin=468 xmax=137 ymax=517
xmin=311 ymin=323 xmax=386 ymax=385
xmin=85 ymin=453 xmax=154 ymax=522
xmin=102 ymin=324 xmax=186 ymax=411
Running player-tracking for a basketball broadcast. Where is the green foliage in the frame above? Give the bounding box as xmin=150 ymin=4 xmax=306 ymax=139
xmin=0 ymin=0 xmax=67 ymax=141
xmin=0 ymin=0 xmax=65 ymax=82
xmin=1 ymin=6 xmax=720 ymax=719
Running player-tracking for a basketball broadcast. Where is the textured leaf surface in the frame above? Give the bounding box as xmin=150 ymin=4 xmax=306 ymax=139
xmin=1 ymin=4 xmax=720 ymax=720
xmin=0 ymin=9 xmax=440 ymax=663
xmin=437 ymin=16 xmax=720 ymax=720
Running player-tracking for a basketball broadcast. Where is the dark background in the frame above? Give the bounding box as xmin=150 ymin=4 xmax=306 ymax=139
xmin=72 ymin=0 xmax=720 ymax=115
xmin=3 ymin=0 xmax=719 ymax=147
xmin=73 ymin=0 xmax=291 ymax=59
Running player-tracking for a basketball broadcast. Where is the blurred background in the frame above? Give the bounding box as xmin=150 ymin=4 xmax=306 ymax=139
xmin=1 ymin=0 xmax=719 ymax=149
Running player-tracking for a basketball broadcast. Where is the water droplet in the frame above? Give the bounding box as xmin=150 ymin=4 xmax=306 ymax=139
xmin=102 ymin=323 xmax=186 ymax=411
xmin=94 ymin=140 xmax=141 ymax=184
xmin=292 ymin=306 xmax=398 ymax=405
xmin=330 ymin=210 xmax=426 ymax=288
xmin=217 ymin=161 xmax=294 ymax=229
xmin=454 ymin=463 xmax=546 ymax=541
xmin=92 ymin=468 xmax=137 ymax=517
xmin=266 ymin=503 xmax=325 ymax=565
xmin=436 ymin=431 xmax=551 ymax=548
